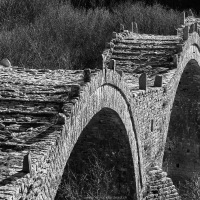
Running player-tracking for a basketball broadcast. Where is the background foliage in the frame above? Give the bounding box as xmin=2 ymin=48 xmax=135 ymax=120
xmin=0 ymin=0 xmax=182 ymax=69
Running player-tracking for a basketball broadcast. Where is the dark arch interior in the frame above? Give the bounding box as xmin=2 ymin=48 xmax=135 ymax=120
xmin=163 ymin=59 xmax=200 ymax=189
xmin=55 ymin=108 xmax=136 ymax=200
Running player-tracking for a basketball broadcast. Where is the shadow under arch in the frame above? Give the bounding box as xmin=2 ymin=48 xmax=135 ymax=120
xmin=163 ymin=59 xmax=200 ymax=184
xmin=55 ymin=107 xmax=137 ymax=200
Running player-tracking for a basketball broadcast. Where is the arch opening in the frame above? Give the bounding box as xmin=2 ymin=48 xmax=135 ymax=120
xmin=55 ymin=107 xmax=137 ymax=200
xmin=163 ymin=59 xmax=200 ymax=196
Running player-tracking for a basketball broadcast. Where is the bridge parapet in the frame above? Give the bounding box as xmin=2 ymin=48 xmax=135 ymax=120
xmin=0 ymin=64 xmax=101 ymax=199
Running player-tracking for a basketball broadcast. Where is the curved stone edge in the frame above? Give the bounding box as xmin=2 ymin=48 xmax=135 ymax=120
xmin=0 ymin=69 xmax=145 ymax=199
xmin=160 ymin=32 xmax=200 ymax=163
xmin=63 ymin=69 xmax=145 ymax=199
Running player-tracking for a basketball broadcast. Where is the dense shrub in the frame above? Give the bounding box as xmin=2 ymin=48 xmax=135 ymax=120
xmin=111 ymin=2 xmax=181 ymax=35
xmin=0 ymin=1 xmax=181 ymax=69
xmin=0 ymin=0 xmax=54 ymax=30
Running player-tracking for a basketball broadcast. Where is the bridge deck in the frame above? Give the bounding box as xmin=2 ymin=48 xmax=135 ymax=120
xmin=104 ymin=32 xmax=182 ymax=92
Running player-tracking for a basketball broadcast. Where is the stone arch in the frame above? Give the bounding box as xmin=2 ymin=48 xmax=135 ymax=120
xmin=52 ymin=80 xmax=144 ymax=199
xmin=165 ymin=33 xmax=200 ymax=94
xmin=162 ymin=32 xmax=200 ymax=145
xmin=56 ymin=107 xmax=137 ymax=199
xmin=162 ymin=32 xmax=200 ymax=184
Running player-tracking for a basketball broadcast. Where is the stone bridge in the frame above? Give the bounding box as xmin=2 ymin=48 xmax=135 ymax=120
xmin=0 ymin=12 xmax=200 ymax=200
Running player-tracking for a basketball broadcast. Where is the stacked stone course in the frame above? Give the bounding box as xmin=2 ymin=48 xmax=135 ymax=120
xmin=144 ymin=166 xmax=180 ymax=200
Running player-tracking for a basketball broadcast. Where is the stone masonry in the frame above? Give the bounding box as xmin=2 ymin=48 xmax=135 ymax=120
xmin=0 ymin=12 xmax=200 ymax=200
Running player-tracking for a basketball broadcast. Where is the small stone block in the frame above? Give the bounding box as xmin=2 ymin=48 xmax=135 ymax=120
xmin=118 ymin=70 xmax=123 ymax=77
xmin=176 ymin=44 xmax=183 ymax=53
xmin=120 ymin=24 xmax=124 ymax=32
xmin=105 ymin=42 xmax=114 ymax=49
xmin=135 ymin=22 xmax=138 ymax=33
xmin=0 ymin=58 xmax=11 ymax=67
xmin=0 ymin=123 xmax=5 ymax=130
xmin=189 ymin=24 xmax=195 ymax=33
xmin=194 ymin=23 xmax=198 ymax=32
xmin=198 ymin=28 xmax=200 ymax=36
xmin=57 ymin=113 xmax=66 ymax=125
xmin=132 ymin=22 xmax=138 ymax=33
xmin=183 ymin=26 xmax=189 ymax=40
xmin=151 ymin=166 xmax=161 ymax=170
xmin=154 ymin=75 xmax=163 ymax=87
xmin=23 ymin=153 xmax=31 ymax=173
xmin=110 ymin=42 xmax=115 ymax=49
xmin=102 ymin=54 xmax=107 ymax=70
xmin=112 ymin=32 xmax=117 ymax=38
xmin=173 ymin=54 xmax=179 ymax=66
xmin=188 ymin=9 xmax=193 ymax=17
xmin=181 ymin=11 xmax=185 ymax=25
xmin=109 ymin=59 xmax=116 ymax=70
xmin=139 ymin=73 xmax=147 ymax=90
xmin=84 ymin=68 xmax=91 ymax=82
xmin=176 ymin=28 xmax=182 ymax=36
xmin=131 ymin=22 xmax=134 ymax=32
xmin=105 ymin=42 xmax=110 ymax=48
xmin=70 ymin=84 xmax=80 ymax=98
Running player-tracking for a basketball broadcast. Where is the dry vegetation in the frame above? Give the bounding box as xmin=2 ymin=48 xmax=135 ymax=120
xmin=0 ymin=0 xmax=182 ymax=69
xmin=55 ymin=151 xmax=116 ymax=200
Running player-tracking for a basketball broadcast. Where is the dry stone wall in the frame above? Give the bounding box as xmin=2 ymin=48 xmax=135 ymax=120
xmin=144 ymin=166 xmax=180 ymax=200
xmin=0 ymin=12 xmax=200 ymax=200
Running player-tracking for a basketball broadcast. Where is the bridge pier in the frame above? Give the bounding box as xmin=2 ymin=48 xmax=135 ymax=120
xmin=144 ymin=166 xmax=180 ymax=200
xmin=183 ymin=26 xmax=189 ymax=40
